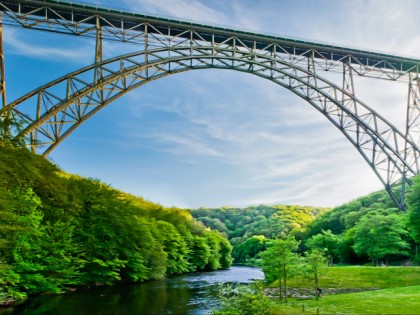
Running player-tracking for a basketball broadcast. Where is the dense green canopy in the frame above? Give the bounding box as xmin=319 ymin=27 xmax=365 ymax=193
xmin=0 ymin=145 xmax=232 ymax=303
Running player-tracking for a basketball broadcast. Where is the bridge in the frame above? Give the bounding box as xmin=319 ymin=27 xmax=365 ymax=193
xmin=0 ymin=0 xmax=418 ymax=210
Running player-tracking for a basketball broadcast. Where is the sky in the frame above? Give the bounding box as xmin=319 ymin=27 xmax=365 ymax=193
xmin=3 ymin=0 xmax=420 ymax=209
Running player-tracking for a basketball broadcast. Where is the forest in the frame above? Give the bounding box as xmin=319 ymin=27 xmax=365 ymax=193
xmin=192 ymin=181 xmax=420 ymax=267
xmin=0 ymin=144 xmax=232 ymax=305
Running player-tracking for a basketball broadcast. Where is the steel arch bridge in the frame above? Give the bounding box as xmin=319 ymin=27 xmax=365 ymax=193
xmin=0 ymin=0 xmax=419 ymax=210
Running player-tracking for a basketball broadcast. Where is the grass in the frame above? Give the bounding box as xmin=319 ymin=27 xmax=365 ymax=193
xmin=271 ymin=266 xmax=420 ymax=289
xmin=277 ymin=285 xmax=420 ymax=315
xmin=266 ymin=266 xmax=420 ymax=314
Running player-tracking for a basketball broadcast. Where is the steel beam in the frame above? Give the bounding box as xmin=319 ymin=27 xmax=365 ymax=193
xmin=0 ymin=0 xmax=418 ymax=210
xmin=1 ymin=0 xmax=420 ymax=78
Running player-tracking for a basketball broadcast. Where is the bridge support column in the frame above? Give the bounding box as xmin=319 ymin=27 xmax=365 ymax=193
xmin=341 ymin=59 xmax=358 ymax=137
xmin=407 ymin=73 xmax=420 ymax=149
xmin=94 ymin=18 xmax=104 ymax=103
xmin=94 ymin=20 xmax=103 ymax=82
xmin=402 ymin=73 xmax=420 ymax=209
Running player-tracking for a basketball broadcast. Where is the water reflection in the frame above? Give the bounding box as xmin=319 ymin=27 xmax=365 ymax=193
xmin=3 ymin=266 xmax=263 ymax=315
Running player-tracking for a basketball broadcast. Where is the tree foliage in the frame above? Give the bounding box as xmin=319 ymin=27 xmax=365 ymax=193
xmin=304 ymin=183 xmax=417 ymax=265
xmin=260 ymin=237 xmax=301 ymax=303
xmin=304 ymin=249 xmax=328 ymax=289
xmin=0 ymin=145 xmax=233 ymax=304
xmin=192 ymin=205 xmax=329 ymax=263
xmin=352 ymin=213 xmax=410 ymax=265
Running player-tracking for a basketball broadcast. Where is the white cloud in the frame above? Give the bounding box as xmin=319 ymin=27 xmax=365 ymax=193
xmin=122 ymin=0 xmax=230 ymax=25
xmin=152 ymin=132 xmax=223 ymax=157
xmin=4 ymin=29 xmax=92 ymax=63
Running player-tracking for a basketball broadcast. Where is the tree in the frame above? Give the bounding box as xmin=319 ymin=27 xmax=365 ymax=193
xmin=352 ymin=213 xmax=410 ymax=265
xmin=232 ymin=235 xmax=267 ymax=263
xmin=304 ymin=249 xmax=328 ymax=293
xmin=260 ymin=237 xmax=300 ymax=303
xmin=306 ymin=230 xmax=339 ymax=266
xmin=188 ymin=236 xmax=211 ymax=271
xmin=152 ymin=221 xmax=189 ymax=275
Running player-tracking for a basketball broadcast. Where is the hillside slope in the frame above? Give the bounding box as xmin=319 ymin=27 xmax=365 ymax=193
xmin=0 ymin=145 xmax=232 ymax=305
xmin=191 ymin=205 xmax=329 ymax=263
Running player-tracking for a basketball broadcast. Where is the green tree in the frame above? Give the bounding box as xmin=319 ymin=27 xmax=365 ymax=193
xmin=304 ymin=249 xmax=328 ymax=292
xmin=188 ymin=235 xmax=211 ymax=271
xmin=352 ymin=213 xmax=410 ymax=265
xmin=306 ymin=230 xmax=339 ymax=266
xmin=260 ymin=237 xmax=300 ymax=303
xmin=232 ymin=235 xmax=267 ymax=263
xmin=152 ymin=221 xmax=190 ymax=275
xmin=218 ymin=235 xmax=233 ymax=269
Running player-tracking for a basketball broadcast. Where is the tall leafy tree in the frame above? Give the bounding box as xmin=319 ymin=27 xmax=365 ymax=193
xmin=152 ymin=220 xmax=190 ymax=275
xmin=188 ymin=235 xmax=211 ymax=271
xmin=304 ymin=249 xmax=328 ymax=291
xmin=260 ymin=237 xmax=300 ymax=303
xmin=352 ymin=213 xmax=410 ymax=265
xmin=306 ymin=230 xmax=339 ymax=266
xmin=232 ymin=235 xmax=267 ymax=263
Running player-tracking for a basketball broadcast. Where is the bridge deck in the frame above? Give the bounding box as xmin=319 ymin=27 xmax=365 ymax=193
xmin=1 ymin=0 xmax=420 ymax=72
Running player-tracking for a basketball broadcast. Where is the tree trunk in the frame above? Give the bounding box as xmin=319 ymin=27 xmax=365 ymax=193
xmin=283 ymin=264 xmax=288 ymax=304
xmin=314 ymin=266 xmax=319 ymax=289
xmin=278 ymin=276 xmax=282 ymax=301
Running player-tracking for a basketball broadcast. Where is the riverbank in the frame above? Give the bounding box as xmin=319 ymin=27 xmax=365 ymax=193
xmin=1 ymin=266 xmax=264 ymax=315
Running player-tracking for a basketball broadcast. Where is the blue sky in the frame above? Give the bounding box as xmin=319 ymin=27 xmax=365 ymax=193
xmin=3 ymin=0 xmax=419 ymax=208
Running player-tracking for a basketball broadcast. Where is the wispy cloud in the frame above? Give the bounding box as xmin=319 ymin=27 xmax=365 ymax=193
xmin=152 ymin=133 xmax=223 ymax=157
xmin=123 ymin=0 xmax=230 ymax=25
xmin=4 ymin=29 xmax=93 ymax=64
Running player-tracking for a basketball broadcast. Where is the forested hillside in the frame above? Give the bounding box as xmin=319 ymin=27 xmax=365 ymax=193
xmin=191 ymin=205 xmax=329 ymax=263
xmin=0 ymin=145 xmax=232 ymax=305
xmin=191 ymin=181 xmax=420 ymax=267
xmin=302 ymin=183 xmax=419 ymax=265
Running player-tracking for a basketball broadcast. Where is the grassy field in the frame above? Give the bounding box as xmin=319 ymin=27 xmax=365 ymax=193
xmin=271 ymin=266 xmax=420 ymax=289
xmin=278 ymin=285 xmax=420 ymax=315
xmin=267 ymin=266 xmax=420 ymax=314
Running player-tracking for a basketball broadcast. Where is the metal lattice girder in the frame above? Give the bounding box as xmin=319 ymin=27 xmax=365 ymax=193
xmin=407 ymin=74 xmax=420 ymax=150
xmin=0 ymin=45 xmax=418 ymax=209
xmin=0 ymin=0 xmax=419 ymax=209
xmin=1 ymin=0 xmax=420 ymax=80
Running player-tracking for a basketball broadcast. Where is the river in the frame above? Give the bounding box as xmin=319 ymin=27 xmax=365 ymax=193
xmin=2 ymin=266 xmax=264 ymax=315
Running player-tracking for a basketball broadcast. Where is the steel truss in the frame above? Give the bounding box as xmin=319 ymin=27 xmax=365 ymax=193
xmin=0 ymin=0 xmax=419 ymax=209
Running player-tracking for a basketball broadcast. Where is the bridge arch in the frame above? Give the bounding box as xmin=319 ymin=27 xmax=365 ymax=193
xmin=1 ymin=45 xmax=419 ymax=209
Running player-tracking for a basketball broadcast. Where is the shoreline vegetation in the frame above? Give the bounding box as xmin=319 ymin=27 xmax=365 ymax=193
xmin=0 ymin=145 xmax=233 ymax=307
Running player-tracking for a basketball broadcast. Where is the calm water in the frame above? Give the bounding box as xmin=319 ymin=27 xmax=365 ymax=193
xmin=2 ymin=266 xmax=264 ymax=315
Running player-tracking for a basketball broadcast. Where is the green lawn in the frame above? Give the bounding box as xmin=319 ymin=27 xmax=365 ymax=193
xmin=267 ymin=266 xmax=420 ymax=315
xmin=278 ymin=285 xmax=420 ymax=315
xmin=272 ymin=266 xmax=420 ymax=289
